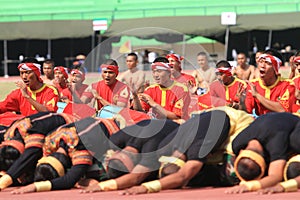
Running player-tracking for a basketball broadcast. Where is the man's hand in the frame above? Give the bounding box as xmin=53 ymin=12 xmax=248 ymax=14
xmin=257 ymin=184 xmax=285 ymax=194
xmin=11 ymin=184 xmax=36 ymax=194
xmin=248 ymin=82 xmax=258 ymax=98
xmin=225 ymin=184 xmax=250 ymax=194
xmin=79 ymin=183 xmax=102 ymax=193
xmin=138 ymin=93 xmax=155 ymax=107
xmin=91 ymin=89 xmax=102 ymax=100
xmin=120 ymin=185 xmax=148 ymax=195
xmin=15 ymin=81 xmax=30 ymax=99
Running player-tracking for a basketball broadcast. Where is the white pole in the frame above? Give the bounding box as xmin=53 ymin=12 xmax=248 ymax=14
xmin=224 ymin=25 xmax=230 ymax=60
xmin=181 ymin=34 xmax=186 ymax=69
xmin=268 ymin=30 xmax=272 ymax=49
xmin=3 ymin=40 xmax=9 ymax=78
xmin=47 ymin=39 xmax=51 ymax=59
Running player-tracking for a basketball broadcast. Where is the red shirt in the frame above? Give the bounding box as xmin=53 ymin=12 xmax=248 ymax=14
xmin=245 ymin=77 xmax=296 ymax=115
xmin=83 ymin=80 xmax=130 ymax=110
xmin=142 ymin=81 xmax=191 ymax=120
xmin=172 ymin=73 xmax=196 ymax=87
xmin=223 ymin=78 xmax=247 ymax=104
xmin=292 ymin=75 xmax=300 ymax=113
xmin=209 ymin=78 xmax=246 ymax=107
xmin=197 ymin=92 xmax=213 ymax=111
xmin=0 ymin=84 xmax=59 ymax=116
xmin=292 ymin=75 xmax=300 ymax=90
xmin=53 ymin=82 xmax=68 ymax=94
xmin=61 ymin=84 xmax=88 ymax=101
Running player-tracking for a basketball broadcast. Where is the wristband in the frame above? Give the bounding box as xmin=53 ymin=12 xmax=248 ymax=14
xmin=98 ymin=179 xmax=118 ymax=191
xmin=34 ymin=181 xmax=52 ymax=192
xmin=141 ymin=180 xmax=162 ymax=193
xmin=0 ymin=174 xmax=13 ymax=190
xmin=280 ymin=179 xmax=298 ymax=192
xmin=239 ymin=180 xmax=261 ymax=191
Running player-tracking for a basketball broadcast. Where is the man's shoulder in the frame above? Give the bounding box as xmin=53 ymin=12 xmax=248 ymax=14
xmin=173 ymin=81 xmax=189 ymax=92
xmin=115 ymin=79 xmax=130 ymax=88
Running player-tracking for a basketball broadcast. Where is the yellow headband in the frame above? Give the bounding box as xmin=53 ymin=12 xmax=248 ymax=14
xmin=234 ymin=150 xmax=266 ymax=181
xmin=158 ymin=156 xmax=186 ymax=178
xmin=284 ymin=154 xmax=300 ymax=181
xmin=37 ymin=156 xmax=65 ymax=177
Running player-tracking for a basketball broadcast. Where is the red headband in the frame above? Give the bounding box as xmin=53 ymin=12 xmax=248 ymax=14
xmin=293 ymin=56 xmax=300 ymax=64
xmin=101 ymin=64 xmax=119 ymax=76
xmin=0 ymin=140 xmax=25 ymax=154
xmin=151 ymin=62 xmax=171 ymax=71
xmin=258 ymin=54 xmax=282 ymax=74
xmin=71 ymin=69 xmax=85 ymax=81
xmin=166 ymin=54 xmax=183 ymax=63
xmin=54 ymin=66 xmax=69 ymax=79
xmin=215 ymin=67 xmax=232 ymax=76
xmin=18 ymin=63 xmax=43 ymax=82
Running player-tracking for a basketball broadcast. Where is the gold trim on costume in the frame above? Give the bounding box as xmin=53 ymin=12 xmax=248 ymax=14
xmin=158 ymin=156 xmax=185 ymax=178
xmin=98 ymin=179 xmax=118 ymax=191
xmin=234 ymin=150 xmax=266 ymax=181
xmin=284 ymin=154 xmax=300 ymax=181
xmin=34 ymin=181 xmax=52 ymax=192
xmin=37 ymin=156 xmax=65 ymax=177
xmin=280 ymin=179 xmax=298 ymax=192
xmin=141 ymin=180 xmax=162 ymax=193
xmin=0 ymin=174 xmax=13 ymax=190
xmin=239 ymin=180 xmax=261 ymax=191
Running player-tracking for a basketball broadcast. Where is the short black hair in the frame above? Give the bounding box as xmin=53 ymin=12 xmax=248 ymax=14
xmin=216 ymin=60 xmax=231 ymax=68
xmin=22 ymin=57 xmax=39 ymax=63
xmin=104 ymin=59 xmax=118 ymax=66
xmin=43 ymin=59 xmax=55 ymax=66
xmin=153 ymin=57 xmax=169 ymax=63
xmin=237 ymin=158 xmax=262 ymax=181
xmin=286 ymin=162 xmax=300 ymax=180
xmin=0 ymin=145 xmax=21 ymax=171
xmin=34 ymin=152 xmax=71 ymax=181
xmin=127 ymin=53 xmax=138 ymax=61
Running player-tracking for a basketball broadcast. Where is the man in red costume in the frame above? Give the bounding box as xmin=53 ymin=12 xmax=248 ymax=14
xmin=81 ymin=59 xmax=130 ymax=111
xmin=0 ymin=62 xmax=59 ymax=119
xmin=243 ymin=49 xmax=296 ymax=115
xmin=133 ymin=57 xmax=191 ymax=120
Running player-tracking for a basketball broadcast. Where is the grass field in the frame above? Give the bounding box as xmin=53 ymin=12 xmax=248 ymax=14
xmin=0 ymin=81 xmax=18 ymax=101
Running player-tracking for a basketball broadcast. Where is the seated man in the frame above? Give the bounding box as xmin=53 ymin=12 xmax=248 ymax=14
xmin=52 ymin=66 xmax=69 ymax=95
xmin=166 ymin=53 xmax=196 ymax=91
xmin=61 ymin=69 xmax=88 ymax=104
xmin=132 ymin=57 xmax=191 ymax=120
xmin=81 ymin=59 xmax=131 ymax=111
xmin=0 ymin=61 xmax=59 ymax=118
xmin=210 ymin=60 xmax=247 ymax=109
xmin=60 ymin=68 xmax=95 ymax=119
xmin=225 ymin=112 xmax=300 ymax=194
xmin=121 ymin=107 xmax=254 ymax=195
xmin=243 ymin=49 xmax=296 ymax=115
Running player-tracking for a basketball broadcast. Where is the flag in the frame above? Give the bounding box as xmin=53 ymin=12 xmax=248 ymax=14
xmin=119 ymin=40 xmax=131 ymax=53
